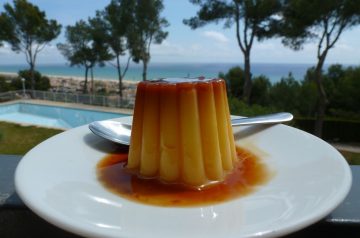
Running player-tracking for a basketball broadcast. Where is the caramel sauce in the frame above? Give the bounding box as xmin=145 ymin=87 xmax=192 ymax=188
xmin=97 ymin=146 xmax=271 ymax=207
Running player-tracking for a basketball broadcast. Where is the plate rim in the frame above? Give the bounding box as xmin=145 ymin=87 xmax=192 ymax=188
xmin=14 ymin=116 xmax=352 ymax=238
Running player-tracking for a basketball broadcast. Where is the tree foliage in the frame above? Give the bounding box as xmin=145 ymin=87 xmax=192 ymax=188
xmin=223 ymin=64 xmax=360 ymax=122
xmin=250 ymin=75 xmax=271 ymax=106
xmin=129 ymin=0 xmax=169 ymax=81
xmin=219 ymin=66 xmax=244 ymax=99
xmin=57 ymin=20 xmax=112 ymax=93
xmin=98 ymin=0 xmax=135 ymax=96
xmin=16 ymin=70 xmax=50 ymax=91
xmin=220 ymin=66 xmax=271 ymax=106
xmin=279 ymin=0 xmax=360 ymax=137
xmin=268 ymin=74 xmax=302 ymax=114
xmin=0 ymin=0 xmax=61 ymax=90
xmin=325 ymin=65 xmax=360 ymax=119
xmin=184 ymin=0 xmax=282 ymax=102
xmin=0 ymin=76 xmax=13 ymax=92
xmin=0 ymin=70 xmax=50 ymax=92
xmin=0 ymin=14 xmax=12 ymax=47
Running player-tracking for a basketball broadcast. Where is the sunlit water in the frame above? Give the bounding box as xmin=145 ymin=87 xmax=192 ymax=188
xmin=0 ymin=103 xmax=127 ymax=129
xmin=0 ymin=62 xmax=321 ymax=83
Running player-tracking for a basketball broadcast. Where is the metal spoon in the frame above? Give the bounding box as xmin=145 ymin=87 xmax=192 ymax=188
xmin=89 ymin=112 xmax=293 ymax=146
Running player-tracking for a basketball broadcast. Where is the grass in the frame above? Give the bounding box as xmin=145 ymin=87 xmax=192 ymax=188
xmin=339 ymin=150 xmax=360 ymax=165
xmin=0 ymin=121 xmax=63 ymax=155
xmin=0 ymin=121 xmax=360 ymax=166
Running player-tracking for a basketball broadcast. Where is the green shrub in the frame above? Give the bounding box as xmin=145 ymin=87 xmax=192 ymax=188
xmin=327 ymin=66 xmax=360 ymax=117
xmin=12 ymin=69 xmax=51 ymax=91
xmin=294 ymin=118 xmax=360 ymax=142
xmin=0 ymin=75 xmax=15 ymax=92
xmin=228 ymin=97 xmax=277 ymax=117
xmin=250 ymin=75 xmax=271 ymax=106
xmin=268 ymin=74 xmax=302 ymax=115
xmin=219 ymin=66 xmax=244 ymax=99
xmin=298 ymin=79 xmax=317 ymax=117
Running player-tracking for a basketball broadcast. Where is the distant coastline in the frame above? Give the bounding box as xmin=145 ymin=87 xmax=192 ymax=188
xmin=0 ymin=71 xmax=137 ymax=95
xmin=0 ymin=62 xmax=322 ymax=83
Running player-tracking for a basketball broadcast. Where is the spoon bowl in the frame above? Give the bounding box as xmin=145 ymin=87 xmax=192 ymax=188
xmin=89 ymin=112 xmax=293 ymax=146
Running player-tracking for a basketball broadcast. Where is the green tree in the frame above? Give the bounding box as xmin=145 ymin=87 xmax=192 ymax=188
xmin=298 ymin=72 xmax=317 ymax=117
xmin=13 ymin=70 xmax=50 ymax=91
xmin=268 ymin=74 xmax=301 ymax=114
xmin=250 ymin=75 xmax=271 ymax=106
xmin=279 ymin=0 xmax=360 ymax=137
xmin=184 ymin=0 xmax=281 ymax=103
xmin=0 ymin=14 xmax=10 ymax=47
xmin=228 ymin=97 xmax=276 ymax=116
xmin=87 ymin=16 xmax=115 ymax=94
xmin=220 ymin=66 xmax=271 ymax=106
xmin=57 ymin=20 xmax=112 ymax=93
xmin=99 ymin=0 xmax=136 ymax=97
xmin=219 ymin=66 xmax=244 ymax=98
xmin=323 ymin=64 xmax=345 ymax=113
xmin=324 ymin=65 xmax=360 ymax=119
xmin=0 ymin=76 xmax=14 ymax=92
xmin=129 ymin=0 xmax=169 ymax=81
xmin=340 ymin=67 xmax=360 ymax=117
xmin=0 ymin=0 xmax=61 ymax=91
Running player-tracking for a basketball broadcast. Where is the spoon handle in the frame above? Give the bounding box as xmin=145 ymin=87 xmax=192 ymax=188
xmin=231 ymin=112 xmax=293 ymax=126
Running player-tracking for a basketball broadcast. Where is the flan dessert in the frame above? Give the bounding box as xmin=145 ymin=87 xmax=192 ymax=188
xmin=127 ymin=78 xmax=238 ymax=187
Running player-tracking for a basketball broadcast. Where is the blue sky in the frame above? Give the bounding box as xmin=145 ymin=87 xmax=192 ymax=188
xmin=0 ymin=0 xmax=360 ymax=65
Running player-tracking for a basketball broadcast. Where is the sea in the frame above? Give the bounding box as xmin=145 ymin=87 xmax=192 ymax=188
xmin=0 ymin=62 xmax=325 ymax=83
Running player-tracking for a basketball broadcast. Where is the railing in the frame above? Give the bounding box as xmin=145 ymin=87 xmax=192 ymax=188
xmin=0 ymin=90 xmax=135 ymax=109
xmin=1 ymin=155 xmax=359 ymax=237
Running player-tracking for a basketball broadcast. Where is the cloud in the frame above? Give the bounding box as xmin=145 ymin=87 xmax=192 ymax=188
xmin=150 ymin=39 xmax=239 ymax=62
xmin=152 ymin=40 xmax=188 ymax=57
xmin=255 ymin=42 xmax=277 ymax=51
xmin=202 ymin=31 xmax=229 ymax=43
xmin=335 ymin=41 xmax=352 ymax=51
xmin=0 ymin=43 xmax=12 ymax=55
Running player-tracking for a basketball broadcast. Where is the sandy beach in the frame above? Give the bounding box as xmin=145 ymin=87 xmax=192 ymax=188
xmin=0 ymin=71 xmax=138 ymax=95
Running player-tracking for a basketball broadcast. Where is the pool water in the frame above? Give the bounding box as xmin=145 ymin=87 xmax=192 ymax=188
xmin=0 ymin=103 xmax=128 ymax=129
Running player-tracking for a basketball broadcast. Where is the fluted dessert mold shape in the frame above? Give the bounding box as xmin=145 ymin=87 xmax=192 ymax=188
xmin=127 ymin=78 xmax=238 ymax=187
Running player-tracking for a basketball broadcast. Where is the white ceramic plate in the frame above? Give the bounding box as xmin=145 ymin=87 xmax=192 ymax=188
xmin=15 ymin=116 xmax=352 ymax=238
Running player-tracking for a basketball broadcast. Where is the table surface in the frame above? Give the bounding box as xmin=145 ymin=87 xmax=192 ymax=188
xmin=1 ymin=154 xmax=359 ymax=237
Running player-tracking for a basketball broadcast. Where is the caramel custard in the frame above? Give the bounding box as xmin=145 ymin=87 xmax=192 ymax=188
xmin=97 ymin=146 xmax=270 ymax=207
xmin=127 ymin=78 xmax=237 ymax=187
xmin=97 ymin=78 xmax=271 ymax=206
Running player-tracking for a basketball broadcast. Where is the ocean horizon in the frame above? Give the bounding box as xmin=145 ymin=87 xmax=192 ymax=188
xmin=0 ymin=62 xmax=331 ymax=83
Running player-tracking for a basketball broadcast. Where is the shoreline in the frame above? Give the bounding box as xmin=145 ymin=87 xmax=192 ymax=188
xmin=0 ymin=71 xmax=138 ymax=83
xmin=0 ymin=71 xmax=138 ymax=94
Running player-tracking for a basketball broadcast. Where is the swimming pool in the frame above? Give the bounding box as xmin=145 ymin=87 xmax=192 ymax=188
xmin=0 ymin=102 xmax=128 ymax=129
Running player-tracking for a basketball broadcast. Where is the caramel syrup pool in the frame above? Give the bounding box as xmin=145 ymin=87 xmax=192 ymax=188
xmin=97 ymin=146 xmax=271 ymax=207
